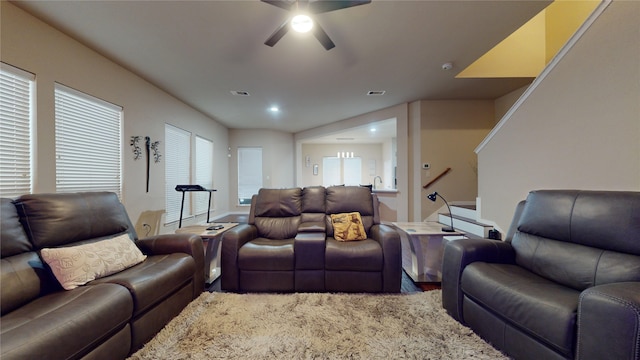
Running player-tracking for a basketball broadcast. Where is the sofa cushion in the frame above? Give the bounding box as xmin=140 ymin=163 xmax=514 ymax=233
xmin=0 ymin=283 xmax=132 ymax=360
xmin=325 ymin=186 xmax=375 ymax=236
xmin=15 ymin=192 xmax=134 ymax=248
xmin=1 ymin=252 xmax=58 ymax=315
xmin=254 ymin=188 xmax=302 ymax=217
xmin=40 ymin=234 xmax=147 ymax=290
xmin=90 ymin=253 xmax=195 ymax=317
xmin=1 ymin=198 xmax=32 ymax=257
xmin=325 ymin=238 xmax=383 ymax=271
xmin=461 ymin=262 xmax=580 ymax=357
xmin=301 ymin=186 xmax=326 ymax=213
xmin=238 ymin=239 xmax=295 ymax=271
xmin=513 ymin=190 xmax=640 ymax=290
xmin=517 ymin=190 xmax=640 ymax=254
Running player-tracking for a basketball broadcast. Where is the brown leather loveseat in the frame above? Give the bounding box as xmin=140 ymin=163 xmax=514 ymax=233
xmin=221 ymin=186 xmax=402 ymax=293
xmin=442 ymin=190 xmax=640 ymax=360
xmin=1 ymin=192 xmax=204 ymax=360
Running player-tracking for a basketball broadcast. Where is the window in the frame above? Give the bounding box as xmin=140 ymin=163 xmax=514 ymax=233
xmin=343 ymin=157 xmax=362 ymax=185
xmin=237 ymin=147 xmax=262 ymax=205
xmin=165 ymin=124 xmax=191 ymax=223
xmin=54 ymin=83 xmax=122 ymax=197
xmin=322 ymin=156 xmax=362 ymax=186
xmin=322 ymin=157 xmax=341 ymax=186
xmin=194 ymin=136 xmax=213 ymax=214
xmin=0 ymin=63 xmax=34 ymax=198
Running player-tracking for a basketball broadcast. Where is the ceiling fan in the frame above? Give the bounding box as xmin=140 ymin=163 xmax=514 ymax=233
xmin=262 ymin=0 xmax=372 ymax=50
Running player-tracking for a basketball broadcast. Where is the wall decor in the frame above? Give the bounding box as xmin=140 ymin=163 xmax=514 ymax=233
xmin=131 ymin=135 xmax=161 ymax=192
xmin=130 ymin=136 xmax=142 ymax=160
xmin=150 ymin=140 xmax=161 ymax=163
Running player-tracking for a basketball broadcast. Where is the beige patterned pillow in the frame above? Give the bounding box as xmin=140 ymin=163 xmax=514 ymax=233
xmin=330 ymin=212 xmax=367 ymax=241
xmin=41 ymin=234 xmax=146 ymax=290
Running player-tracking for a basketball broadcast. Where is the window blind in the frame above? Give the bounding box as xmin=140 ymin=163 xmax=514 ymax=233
xmin=55 ymin=83 xmax=122 ymax=198
xmin=322 ymin=157 xmax=340 ymax=186
xmin=0 ymin=63 xmax=35 ymax=198
xmin=237 ymin=147 xmax=262 ymax=204
xmin=343 ymin=157 xmax=362 ymax=185
xmin=165 ymin=123 xmax=191 ymax=223
xmin=194 ymin=135 xmax=213 ymax=214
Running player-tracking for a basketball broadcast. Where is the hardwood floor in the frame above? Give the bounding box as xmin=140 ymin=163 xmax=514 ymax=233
xmin=207 ymin=270 xmax=430 ymax=293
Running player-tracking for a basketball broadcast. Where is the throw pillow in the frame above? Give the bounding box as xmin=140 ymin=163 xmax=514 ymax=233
xmin=40 ymin=233 xmax=146 ymax=290
xmin=330 ymin=212 xmax=367 ymax=241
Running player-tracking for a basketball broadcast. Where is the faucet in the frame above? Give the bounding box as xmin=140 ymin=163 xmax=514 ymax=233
xmin=373 ymin=176 xmax=382 ymax=190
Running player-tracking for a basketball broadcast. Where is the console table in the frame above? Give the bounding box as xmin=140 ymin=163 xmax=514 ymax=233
xmin=392 ymin=222 xmax=464 ymax=283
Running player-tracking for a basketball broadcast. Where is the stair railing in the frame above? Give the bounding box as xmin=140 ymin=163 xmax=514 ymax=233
xmin=423 ymin=167 xmax=451 ymax=189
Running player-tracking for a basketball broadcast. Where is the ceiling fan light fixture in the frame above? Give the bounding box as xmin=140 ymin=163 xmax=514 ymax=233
xmin=291 ymin=14 xmax=313 ymax=33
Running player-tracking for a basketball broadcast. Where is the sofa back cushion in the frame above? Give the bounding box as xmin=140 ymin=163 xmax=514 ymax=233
xmin=252 ymin=188 xmax=302 ymax=239
xmin=1 ymin=198 xmax=32 ymax=257
xmin=1 ymin=198 xmax=58 ymax=315
xmin=511 ymin=190 xmax=640 ymax=290
xmin=301 ymin=186 xmax=326 ymax=224
xmin=14 ymin=192 xmax=135 ymax=249
xmin=325 ymin=186 xmax=376 ymax=237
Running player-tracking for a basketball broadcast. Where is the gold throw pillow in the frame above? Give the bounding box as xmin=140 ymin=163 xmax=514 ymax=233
xmin=330 ymin=212 xmax=367 ymax=241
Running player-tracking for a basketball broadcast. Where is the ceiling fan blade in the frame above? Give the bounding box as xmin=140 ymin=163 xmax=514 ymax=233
xmin=312 ymin=22 xmax=335 ymax=50
xmin=309 ymin=0 xmax=371 ymax=14
xmin=264 ymin=19 xmax=290 ymax=47
xmin=261 ymin=0 xmax=295 ymax=11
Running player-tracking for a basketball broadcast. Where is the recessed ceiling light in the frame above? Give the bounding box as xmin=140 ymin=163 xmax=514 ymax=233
xmin=367 ymin=90 xmax=386 ymax=96
xmin=370 ymin=128 xmax=377 ymax=132
xmin=269 ymin=106 xmax=279 ymax=112
xmin=230 ymin=90 xmax=250 ymax=96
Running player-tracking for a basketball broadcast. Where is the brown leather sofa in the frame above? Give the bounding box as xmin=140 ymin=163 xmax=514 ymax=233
xmin=1 ymin=192 xmax=204 ymax=360
xmin=442 ymin=190 xmax=640 ymax=360
xmin=221 ymin=186 xmax=402 ymax=293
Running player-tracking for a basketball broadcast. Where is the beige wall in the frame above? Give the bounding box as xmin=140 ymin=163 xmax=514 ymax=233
xmin=476 ymin=0 xmax=640 ymax=231
xmin=1 ymin=2 xmax=230 ymax=231
xmin=228 ymin=129 xmax=295 ymax=213
xmin=295 ymin=104 xmax=410 ymax=221
xmin=417 ymin=100 xmax=495 ymax=221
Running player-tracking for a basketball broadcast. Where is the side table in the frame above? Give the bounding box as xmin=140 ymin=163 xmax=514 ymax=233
xmin=175 ymin=222 xmax=238 ymax=284
xmin=392 ymin=222 xmax=465 ymax=283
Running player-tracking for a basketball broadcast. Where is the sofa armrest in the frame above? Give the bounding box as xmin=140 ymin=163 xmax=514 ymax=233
xmin=136 ymin=233 xmax=205 ymax=296
xmin=220 ymin=224 xmax=258 ymax=291
xmin=369 ymin=224 xmax=402 ymax=292
xmin=577 ymin=282 xmax=640 ymax=360
xmin=442 ymin=238 xmax=515 ymax=322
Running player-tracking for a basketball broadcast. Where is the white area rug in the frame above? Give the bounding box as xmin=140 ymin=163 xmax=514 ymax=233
xmin=129 ymin=290 xmax=507 ymax=359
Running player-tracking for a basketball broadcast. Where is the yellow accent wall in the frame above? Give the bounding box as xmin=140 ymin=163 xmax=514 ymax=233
xmin=458 ymin=0 xmax=600 ymax=79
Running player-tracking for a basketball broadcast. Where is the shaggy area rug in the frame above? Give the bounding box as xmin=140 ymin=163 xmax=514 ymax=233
xmin=129 ymin=291 xmax=507 ymax=360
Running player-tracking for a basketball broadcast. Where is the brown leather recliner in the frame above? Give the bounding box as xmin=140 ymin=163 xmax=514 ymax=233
xmin=221 ymin=186 xmax=401 ymax=293
xmin=442 ymin=190 xmax=640 ymax=360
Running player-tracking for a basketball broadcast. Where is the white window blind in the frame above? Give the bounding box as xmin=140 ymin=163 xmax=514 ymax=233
xmin=54 ymin=84 xmax=122 ymax=198
xmin=237 ymin=147 xmax=262 ymax=205
xmin=322 ymin=157 xmax=340 ymax=186
xmin=194 ymin=135 xmax=213 ymax=214
xmin=165 ymin=124 xmax=191 ymax=223
xmin=0 ymin=63 xmax=34 ymax=198
xmin=343 ymin=157 xmax=362 ymax=185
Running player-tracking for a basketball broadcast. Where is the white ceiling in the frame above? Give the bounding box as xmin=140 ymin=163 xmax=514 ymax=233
xmin=12 ymin=0 xmax=548 ymax=134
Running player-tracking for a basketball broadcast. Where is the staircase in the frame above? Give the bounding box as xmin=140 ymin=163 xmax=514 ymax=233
xmin=436 ymin=204 xmax=495 ymax=239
